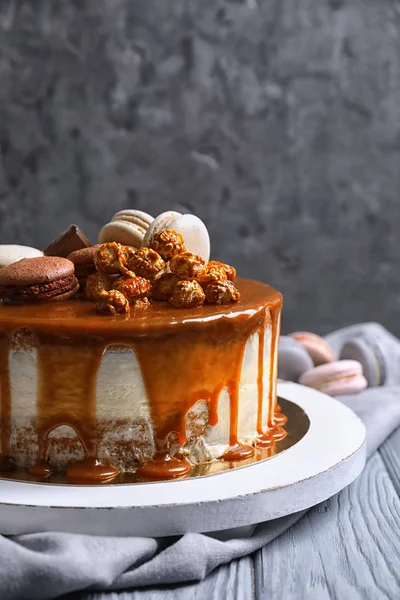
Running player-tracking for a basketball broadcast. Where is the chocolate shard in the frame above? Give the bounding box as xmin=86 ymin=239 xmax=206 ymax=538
xmin=44 ymin=225 xmax=92 ymax=258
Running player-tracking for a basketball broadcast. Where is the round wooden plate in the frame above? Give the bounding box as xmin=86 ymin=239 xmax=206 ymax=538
xmin=0 ymin=382 xmax=366 ymax=537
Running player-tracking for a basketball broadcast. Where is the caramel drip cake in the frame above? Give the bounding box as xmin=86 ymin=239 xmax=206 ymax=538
xmin=0 ymin=212 xmax=285 ymax=483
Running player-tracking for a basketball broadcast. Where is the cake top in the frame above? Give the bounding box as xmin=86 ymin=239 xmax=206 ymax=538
xmin=0 ymin=278 xmax=281 ymax=337
xmin=0 ymin=208 xmax=281 ymax=324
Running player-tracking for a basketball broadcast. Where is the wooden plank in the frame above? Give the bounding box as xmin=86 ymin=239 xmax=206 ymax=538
xmin=379 ymin=426 xmax=400 ymax=496
xmin=254 ymin=452 xmax=400 ymax=600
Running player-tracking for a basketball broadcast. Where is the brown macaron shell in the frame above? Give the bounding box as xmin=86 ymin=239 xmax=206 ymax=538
xmin=67 ymin=246 xmax=100 ymax=286
xmin=74 ymin=265 xmax=97 ymax=279
xmin=0 ymin=256 xmax=79 ymax=303
xmin=67 ymin=245 xmax=100 ymax=266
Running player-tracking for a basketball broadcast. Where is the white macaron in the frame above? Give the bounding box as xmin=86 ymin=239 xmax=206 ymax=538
xmin=98 ymin=210 xmax=154 ymax=248
xmin=142 ymin=211 xmax=210 ymax=262
xmin=0 ymin=245 xmax=44 ymax=268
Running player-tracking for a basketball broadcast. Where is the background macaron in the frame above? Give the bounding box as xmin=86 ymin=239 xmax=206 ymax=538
xmin=279 ymin=336 xmax=314 ymax=382
xmin=0 ymin=256 xmax=79 ymax=303
xmin=340 ymin=337 xmax=385 ymax=387
xmin=143 ymin=211 xmax=211 ymax=262
xmin=0 ymin=245 xmax=43 ymax=268
xmin=98 ymin=210 xmax=154 ymax=247
xmin=299 ymin=359 xmax=368 ymax=396
xmin=289 ymin=331 xmax=334 ymax=366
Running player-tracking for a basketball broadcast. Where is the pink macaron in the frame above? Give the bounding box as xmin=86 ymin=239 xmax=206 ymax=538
xmin=289 ymin=331 xmax=334 ymax=366
xmin=299 ymin=360 xmax=368 ymax=396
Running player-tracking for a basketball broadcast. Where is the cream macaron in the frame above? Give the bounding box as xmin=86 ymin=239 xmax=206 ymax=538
xmin=299 ymin=360 xmax=368 ymax=396
xmin=142 ymin=211 xmax=211 ymax=263
xmin=289 ymin=331 xmax=334 ymax=366
xmin=0 ymin=245 xmax=44 ymax=268
xmin=98 ymin=210 xmax=154 ymax=248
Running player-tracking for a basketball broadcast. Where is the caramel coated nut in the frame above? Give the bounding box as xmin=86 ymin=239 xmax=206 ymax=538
xmin=208 ymin=260 xmax=236 ymax=282
xmin=113 ymin=275 xmax=152 ymax=303
xmin=169 ymin=251 xmax=206 ymax=279
xmin=96 ymin=289 xmax=130 ymax=315
xmin=170 ymin=280 xmax=206 ymax=308
xmin=204 ymin=280 xmax=240 ymax=305
xmin=85 ymin=272 xmax=115 ymax=301
xmin=150 ymin=229 xmax=186 ymax=260
xmin=152 ymin=273 xmax=180 ymax=301
xmin=94 ymin=242 xmax=131 ymax=275
xmin=127 ymin=247 xmax=166 ymax=279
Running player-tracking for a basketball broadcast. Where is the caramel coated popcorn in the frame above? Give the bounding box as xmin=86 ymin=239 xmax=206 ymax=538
xmin=169 ymin=251 xmax=206 ymax=279
xmin=127 ymin=247 xmax=166 ymax=279
xmin=207 ymin=260 xmax=236 ymax=282
xmin=96 ymin=290 xmax=130 ymax=315
xmin=198 ymin=264 xmax=228 ymax=286
xmin=151 ymin=229 xmax=186 ymax=260
xmin=85 ymin=272 xmax=115 ymax=301
xmin=170 ymin=280 xmax=206 ymax=308
xmin=88 ymin=224 xmax=240 ymax=313
xmin=113 ymin=275 xmax=151 ymax=303
xmin=94 ymin=242 xmax=132 ymax=275
xmin=204 ymin=280 xmax=240 ymax=305
xmin=152 ymin=273 xmax=180 ymax=301
xmin=130 ymin=297 xmax=150 ymax=309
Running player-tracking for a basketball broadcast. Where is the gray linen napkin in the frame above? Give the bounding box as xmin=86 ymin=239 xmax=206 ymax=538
xmin=1 ymin=322 xmax=400 ymax=600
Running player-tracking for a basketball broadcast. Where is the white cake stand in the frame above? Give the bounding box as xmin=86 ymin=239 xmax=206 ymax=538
xmin=0 ymin=383 xmax=366 ymax=537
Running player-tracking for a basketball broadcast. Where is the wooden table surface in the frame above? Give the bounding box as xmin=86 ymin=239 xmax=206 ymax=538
xmin=75 ymin=427 xmax=400 ymax=600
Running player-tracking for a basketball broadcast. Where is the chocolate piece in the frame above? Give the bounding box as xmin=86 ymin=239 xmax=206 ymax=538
xmin=44 ymin=224 xmax=92 ymax=258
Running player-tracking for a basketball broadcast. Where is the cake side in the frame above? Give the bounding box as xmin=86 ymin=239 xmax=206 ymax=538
xmin=0 ymin=279 xmax=284 ymax=480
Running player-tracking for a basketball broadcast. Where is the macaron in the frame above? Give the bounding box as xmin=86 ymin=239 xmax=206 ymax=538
xmin=278 ymin=336 xmax=314 ymax=382
xmin=142 ymin=211 xmax=211 ymax=263
xmin=299 ymin=360 xmax=368 ymax=396
xmin=289 ymin=331 xmax=334 ymax=366
xmin=0 ymin=245 xmax=43 ymax=268
xmin=98 ymin=210 xmax=154 ymax=248
xmin=67 ymin=245 xmax=100 ymax=288
xmin=340 ymin=337 xmax=385 ymax=387
xmin=0 ymin=257 xmax=79 ymax=303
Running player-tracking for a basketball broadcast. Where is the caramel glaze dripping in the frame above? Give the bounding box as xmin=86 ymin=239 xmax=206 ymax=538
xmin=255 ymin=323 xmax=272 ymax=448
xmin=134 ymin=311 xmax=259 ymax=475
xmin=254 ymin=303 xmax=286 ymax=448
xmin=0 ymin=279 xmax=285 ymax=482
xmin=29 ymin=334 xmax=119 ymax=483
xmin=269 ymin=305 xmax=287 ymax=440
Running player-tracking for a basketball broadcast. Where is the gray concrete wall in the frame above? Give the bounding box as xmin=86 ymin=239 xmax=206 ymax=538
xmin=1 ymin=0 xmax=400 ymax=334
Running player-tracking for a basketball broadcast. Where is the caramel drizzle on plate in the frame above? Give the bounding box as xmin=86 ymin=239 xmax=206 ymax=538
xmin=0 ymin=279 xmax=284 ymax=483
